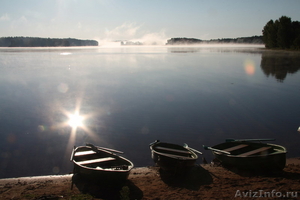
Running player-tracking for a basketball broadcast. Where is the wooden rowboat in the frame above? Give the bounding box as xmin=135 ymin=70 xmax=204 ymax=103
xmin=70 ymin=143 xmax=134 ymax=183
xmin=149 ymin=140 xmax=200 ymax=172
xmin=203 ymin=138 xmax=287 ymax=171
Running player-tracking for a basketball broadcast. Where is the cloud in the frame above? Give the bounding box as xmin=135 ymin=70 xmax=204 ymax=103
xmin=10 ymin=16 xmax=28 ymax=29
xmin=101 ymin=22 xmax=167 ymax=46
xmin=77 ymin=22 xmax=82 ymax=29
xmin=0 ymin=14 xmax=10 ymax=21
xmin=139 ymin=30 xmax=167 ymax=45
xmin=104 ymin=22 xmax=142 ymax=40
xmin=19 ymin=16 xmax=28 ymax=23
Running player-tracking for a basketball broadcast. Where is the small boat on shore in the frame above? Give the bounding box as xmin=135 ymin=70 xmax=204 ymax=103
xmin=149 ymin=140 xmax=201 ymax=172
xmin=203 ymin=138 xmax=287 ymax=171
xmin=70 ymin=143 xmax=134 ymax=183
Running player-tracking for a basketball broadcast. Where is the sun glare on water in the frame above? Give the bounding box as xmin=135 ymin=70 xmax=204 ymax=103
xmin=68 ymin=113 xmax=83 ymax=128
xmin=61 ymin=104 xmax=101 ymax=166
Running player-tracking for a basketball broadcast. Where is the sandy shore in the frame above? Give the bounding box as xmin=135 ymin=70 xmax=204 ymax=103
xmin=1 ymin=158 xmax=300 ymax=200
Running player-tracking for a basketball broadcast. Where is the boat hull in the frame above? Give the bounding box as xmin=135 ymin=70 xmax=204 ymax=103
xmin=150 ymin=141 xmax=198 ymax=172
xmin=71 ymin=146 xmax=133 ymax=183
xmin=211 ymin=141 xmax=286 ymax=171
xmin=73 ymin=163 xmax=130 ymax=183
xmin=214 ymin=152 xmax=286 ymax=171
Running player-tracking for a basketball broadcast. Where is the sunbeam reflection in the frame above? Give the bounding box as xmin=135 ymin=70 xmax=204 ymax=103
xmin=60 ymin=100 xmax=102 ymax=169
xmin=68 ymin=113 xmax=84 ymax=128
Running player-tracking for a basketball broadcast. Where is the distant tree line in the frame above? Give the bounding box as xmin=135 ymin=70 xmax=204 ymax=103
xmin=0 ymin=37 xmax=98 ymax=47
xmin=166 ymin=38 xmax=203 ymax=45
xmin=262 ymin=16 xmax=300 ymax=50
xmin=166 ymin=36 xmax=263 ymax=45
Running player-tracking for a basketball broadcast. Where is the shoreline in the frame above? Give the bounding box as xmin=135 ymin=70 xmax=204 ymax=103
xmin=1 ymin=158 xmax=300 ymax=199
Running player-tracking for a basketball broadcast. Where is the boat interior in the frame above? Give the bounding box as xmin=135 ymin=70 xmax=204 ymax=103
xmin=153 ymin=143 xmax=196 ymax=158
xmin=73 ymin=147 xmax=132 ymax=170
xmin=214 ymin=142 xmax=284 ymax=157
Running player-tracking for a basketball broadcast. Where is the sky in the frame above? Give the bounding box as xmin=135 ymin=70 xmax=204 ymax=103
xmin=0 ymin=0 xmax=300 ymax=45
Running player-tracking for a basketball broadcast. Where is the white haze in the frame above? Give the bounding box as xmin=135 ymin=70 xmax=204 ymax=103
xmin=95 ymin=22 xmax=168 ymax=46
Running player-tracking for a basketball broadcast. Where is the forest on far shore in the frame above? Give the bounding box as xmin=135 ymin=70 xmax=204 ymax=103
xmin=166 ymin=36 xmax=263 ymax=45
xmin=263 ymin=16 xmax=300 ymax=50
xmin=0 ymin=37 xmax=98 ymax=47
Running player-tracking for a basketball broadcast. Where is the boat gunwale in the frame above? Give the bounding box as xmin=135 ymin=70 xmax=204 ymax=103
xmin=212 ymin=142 xmax=287 ymax=158
xmin=150 ymin=142 xmax=198 ymax=160
xmin=72 ymin=146 xmax=134 ymax=172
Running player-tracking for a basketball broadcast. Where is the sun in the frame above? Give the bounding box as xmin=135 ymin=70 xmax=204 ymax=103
xmin=68 ymin=113 xmax=84 ymax=128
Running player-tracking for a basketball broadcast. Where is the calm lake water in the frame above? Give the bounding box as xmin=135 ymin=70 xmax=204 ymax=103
xmin=0 ymin=45 xmax=300 ymax=178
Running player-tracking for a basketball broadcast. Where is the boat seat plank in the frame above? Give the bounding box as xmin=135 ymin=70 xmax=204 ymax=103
xmin=223 ymin=144 xmax=248 ymax=152
xmin=76 ymin=157 xmax=116 ymax=165
xmin=74 ymin=150 xmax=96 ymax=156
xmin=159 ymin=152 xmax=194 ymax=159
xmin=238 ymin=147 xmax=272 ymax=157
xmin=155 ymin=146 xmax=191 ymax=154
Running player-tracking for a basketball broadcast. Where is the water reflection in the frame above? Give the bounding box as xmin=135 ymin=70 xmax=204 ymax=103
xmin=260 ymin=51 xmax=300 ymax=82
xmin=167 ymin=45 xmax=265 ymax=54
xmin=0 ymin=47 xmax=300 ymax=179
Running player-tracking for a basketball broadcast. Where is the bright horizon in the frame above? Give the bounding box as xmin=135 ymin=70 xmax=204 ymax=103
xmin=1 ymin=0 xmax=300 ymax=45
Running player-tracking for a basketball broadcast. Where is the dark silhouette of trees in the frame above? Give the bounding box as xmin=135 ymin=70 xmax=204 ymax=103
xmin=263 ymin=20 xmax=278 ymax=48
xmin=166 ymin=36 xmax=263 ymax=45
xmin=166 ymin=38 xmax=203 ymax=45
xmin=277 ymin=16 xmax=292 ymax=49
xmin=0 ymin=37 xmax=98 ymax=47
xmin=291 ymin=21 xmax=300 ymax=49
xmin=262 ymin=16 xmax=300 ymax=50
